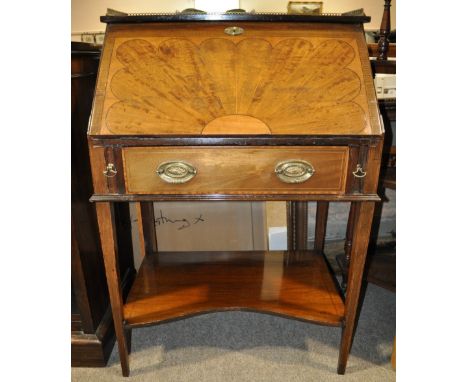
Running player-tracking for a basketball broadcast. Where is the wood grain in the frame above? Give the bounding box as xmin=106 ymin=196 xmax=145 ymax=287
xmin=314 ymin=201 xmax=329 ymax=251
xmin=363 ymin=141 xmax=384 ymax=194
xmin=86 ymin=17 xmax=385 ymax=377
xmin=377 ymin=0 xmax=392 ymax=61
xmin=95 ymin=202 xmax=130 ymax=376
xmin=122 ymin=146 xmax=348 ymax=195
xmin=88 ymin=22 xmax=381 ymax=136
xmin=72 ymin=43 xmax=130 ymax=366
xmin=287 ymin=201 xmax=308 ymax=250
xmin=202 ymin=115 xmax=272 ymax=135
xmin=124 ymin=250 xmax=345 ymax=327
xmin=338 ymin=201 xmax=375 ymax=374
xmin=105 ymin=37 xmax=366 ymax=135
xmin=88 ymin=145 xmax=108 ymax=194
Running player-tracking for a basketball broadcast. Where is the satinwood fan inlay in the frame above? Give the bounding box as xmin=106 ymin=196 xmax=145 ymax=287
xmin=105 ymin=38 xmax=367 ymax=135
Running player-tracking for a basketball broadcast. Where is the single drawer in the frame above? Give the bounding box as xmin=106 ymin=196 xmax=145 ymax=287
xmin=122 ymin=146 xmax=348 ymax=195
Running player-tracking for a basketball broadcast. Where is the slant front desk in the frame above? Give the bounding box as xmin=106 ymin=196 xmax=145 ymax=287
xmin=88 ymin=12 xmax=383 ymax=376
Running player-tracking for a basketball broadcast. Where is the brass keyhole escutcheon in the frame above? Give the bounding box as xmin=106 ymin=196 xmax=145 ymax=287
xmin=224 ymin=26 xmax=244 ymax=36
xmin=103 ymin=163 xmax=117 ymax=177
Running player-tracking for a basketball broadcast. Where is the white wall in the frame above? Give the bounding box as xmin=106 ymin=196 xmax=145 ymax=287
xmin=72 ymin=0 xmax=396 ymax=39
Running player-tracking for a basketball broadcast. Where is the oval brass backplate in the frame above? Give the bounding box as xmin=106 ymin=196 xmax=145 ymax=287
xmin=157 ymin=161 xmax=197 ymax=184
xmin=224 ymin=26 xmax=244 ymax=36
xmin=275 ymin=160 xmax=315 ymax=184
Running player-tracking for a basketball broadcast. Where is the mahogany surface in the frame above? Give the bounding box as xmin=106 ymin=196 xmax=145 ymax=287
xmin=88 ymin=13 xmax=384 ymax=377
xmin=124 ymin=250 xmax=344 ymax=328
xmin=122 ymin=146 xmax=348 ymax=195
xmin=95 ymin=202 xmax=131 ymax=376
xmin=338 ymin=201 xmax=375 ymax=374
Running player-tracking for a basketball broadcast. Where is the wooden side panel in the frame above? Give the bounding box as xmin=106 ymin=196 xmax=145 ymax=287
xmin=363 ymin=141 xmax=384 ymax=194
xmin=88 ymin=145 xmax=108 ymax=194
xmin=122 ymin=146 xmax=348 ymax=195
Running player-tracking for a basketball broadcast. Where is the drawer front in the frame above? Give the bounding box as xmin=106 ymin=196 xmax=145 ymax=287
xmin=122 ymin=147 xmax=348 ymax=195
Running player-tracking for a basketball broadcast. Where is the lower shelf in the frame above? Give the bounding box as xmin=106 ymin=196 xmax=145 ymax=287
xmin=124 ymin=250 xmax=344 ymax=328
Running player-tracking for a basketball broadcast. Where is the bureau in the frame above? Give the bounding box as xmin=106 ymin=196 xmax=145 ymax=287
xmin=88 ymin=11 xmax=383 ymax=377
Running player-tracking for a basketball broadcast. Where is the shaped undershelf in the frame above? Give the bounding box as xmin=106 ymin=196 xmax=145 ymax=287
xmin=124 ymin=250 xmax=344 ymax=328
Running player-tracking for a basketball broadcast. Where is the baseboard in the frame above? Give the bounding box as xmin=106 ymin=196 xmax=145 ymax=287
xmin=71 ymin=267 xmax=135 ymax=367
xmin=71 ymin=306 xmax=115 ymax=367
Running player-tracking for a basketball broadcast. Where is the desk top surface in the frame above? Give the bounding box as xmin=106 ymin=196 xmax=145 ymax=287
xmin=89 ymin=20 xmax=382 ymax=138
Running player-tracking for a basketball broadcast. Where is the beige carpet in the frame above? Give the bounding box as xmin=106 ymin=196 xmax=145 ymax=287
xmin=72 ymin=283 xmax=395 ymax=381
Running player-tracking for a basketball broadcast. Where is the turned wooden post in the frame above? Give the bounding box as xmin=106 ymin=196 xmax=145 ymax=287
xmin=287 ymin=202 xmax=309 ymax=250
xmin=314 ymin=202 xmax=329 ymax=252
xmin=341 ymin=203 xmax=358 ymax=291
xmin=377 ymin=0 xmax=392 ymax=61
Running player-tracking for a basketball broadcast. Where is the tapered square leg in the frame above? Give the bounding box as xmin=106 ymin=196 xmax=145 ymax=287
xmin=337 ymin=202 xmax=375 ymax=374
xmin=96 ymin=202 xmax=130 ymax=377
xmin=125 ymin=328 xmax=132 ymax=355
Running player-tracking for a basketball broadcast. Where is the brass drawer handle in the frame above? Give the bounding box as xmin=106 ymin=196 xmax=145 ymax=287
xmin=275 ymin=160 xmax=315 ymax=184
xmin=157 ymin=161 xmax=197 ymax=184
xmin=352 ymin=164 xmax=367 ymax=178
xmin=224 ymin=26 xmax=244 ymax=36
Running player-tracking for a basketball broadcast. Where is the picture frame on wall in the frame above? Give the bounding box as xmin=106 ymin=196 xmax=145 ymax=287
xmin=287 ymin=2 xmax=323 ymax=15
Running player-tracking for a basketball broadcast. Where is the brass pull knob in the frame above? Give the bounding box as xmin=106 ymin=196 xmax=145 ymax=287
xmin=275 ymin=160 xmax=315 ymax=184
xmin=103 ymin=163 xmax=117 ymax=177
xmin=157 ymin=161 xmax=197 ymax=184
xmin=353 ymin=164 xmax=367 ymax=178
xmin=224 ymin=26 xmax=244 ymax=36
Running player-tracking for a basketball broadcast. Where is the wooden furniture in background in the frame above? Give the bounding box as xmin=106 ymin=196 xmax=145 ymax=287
xmin=377 ymin=0 xmax=392 ymax=60
xmin=288 ymin=1 xmax=396 ymax=258
xmin=71 ymin=42 xmax=136 ymax=367
xmin=88 ymin=13 xmax=384 ymax=376
xmin=337 ymin=0 xmax=396 ymax=291
xmin=367 ymin=0 xmax=396 ymax=292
